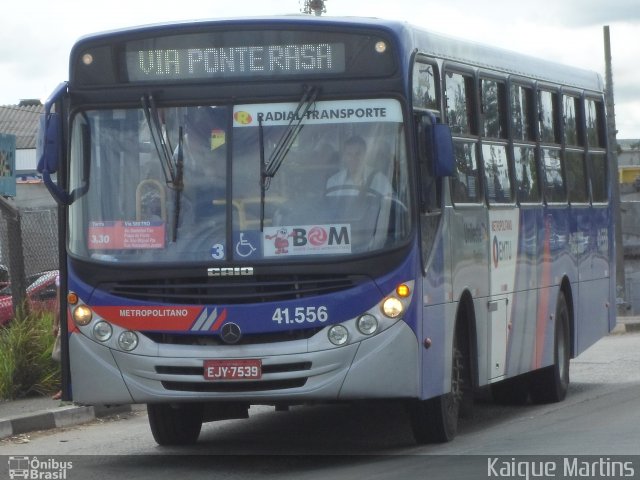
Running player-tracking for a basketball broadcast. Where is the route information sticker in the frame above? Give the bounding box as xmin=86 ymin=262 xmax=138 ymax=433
xmin=88 ymin=221 xmax=165 ymax=250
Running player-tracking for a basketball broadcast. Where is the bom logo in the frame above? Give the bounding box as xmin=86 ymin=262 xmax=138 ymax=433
xmin=306 ymin=226 xmax=328 ymax=246
xmin=264 ymin=225 xmax=351 ymax=256
xmin=290 ymin=226 xmax=349 ymax=247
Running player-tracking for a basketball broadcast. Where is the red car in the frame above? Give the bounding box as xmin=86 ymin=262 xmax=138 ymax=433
xmin=0 ymin=270 xmax=59 ymax=326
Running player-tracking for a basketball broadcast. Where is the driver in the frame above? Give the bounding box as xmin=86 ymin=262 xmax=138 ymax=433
xmin=325 ymin=135 xmax=392 ymax=196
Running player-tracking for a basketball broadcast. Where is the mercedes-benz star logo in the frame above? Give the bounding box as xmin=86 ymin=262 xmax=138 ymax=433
xmin=220 ymin=322 xmax=242 ymax=345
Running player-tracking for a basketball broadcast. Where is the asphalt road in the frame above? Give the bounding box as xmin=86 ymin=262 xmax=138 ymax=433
xmin=1 ymin=332 xmax=639 ymax=479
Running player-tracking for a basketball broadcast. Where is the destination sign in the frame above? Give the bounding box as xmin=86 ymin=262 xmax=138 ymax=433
xmin=72 ymin=29 xmax=395 ymax=86
xmin=125 ymin=40 xmax=345 ymax=81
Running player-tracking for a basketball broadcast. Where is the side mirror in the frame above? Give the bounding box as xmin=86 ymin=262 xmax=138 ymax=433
xmin=417 ymin=114 xmax=454 ymax=214
xmin=431 ymin=123 xmax=455 ymax=178
xmin=36 ymin=82 xmax=71 ymax=205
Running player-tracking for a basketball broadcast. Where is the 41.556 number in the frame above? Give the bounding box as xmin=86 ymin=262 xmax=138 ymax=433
xmin=272 ymin=306 xmax=328 ymax=324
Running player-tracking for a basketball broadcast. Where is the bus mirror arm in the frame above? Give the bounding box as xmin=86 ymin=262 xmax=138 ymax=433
xmin=37 ymin=82 xmax=74 ymax=205
xmin=68 ymin=123 xmax=92 ymax=204
xmin=41 ymin=119 xmax=90 ymax=206
xmin=41 ymin=169 xmax=71 ymax=206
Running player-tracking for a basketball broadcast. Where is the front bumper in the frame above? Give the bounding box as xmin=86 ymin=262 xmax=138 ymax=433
xmin=69 ymin=320 xmax=419 ymax=404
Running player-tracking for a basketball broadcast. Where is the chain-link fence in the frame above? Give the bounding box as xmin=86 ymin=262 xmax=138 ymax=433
xmin=0 ymin=198 xmax=58 ymax=314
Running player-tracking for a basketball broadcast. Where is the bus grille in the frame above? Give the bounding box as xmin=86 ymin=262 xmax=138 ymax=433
xmin=161 ymin=378 xmax=307 ymax=392
xmin=142 ymin=329 xmax=321 ymax=345
xmin=103 ymin=274 xmax=366 ymax=305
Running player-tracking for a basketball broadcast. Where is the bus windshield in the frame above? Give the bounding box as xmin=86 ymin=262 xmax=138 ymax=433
xmin=68 ymin=98 xmax=411 ymax=264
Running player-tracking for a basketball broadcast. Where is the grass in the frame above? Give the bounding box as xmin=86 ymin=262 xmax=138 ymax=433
xmin=0 ymin=306 xmax=61 ymax=400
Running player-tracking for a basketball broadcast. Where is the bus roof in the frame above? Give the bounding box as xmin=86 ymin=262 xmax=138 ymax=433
xmin=72 ymin=15 xmax=604 ymax=93
xmin=403 ymin=25 xmax=604 ymax=92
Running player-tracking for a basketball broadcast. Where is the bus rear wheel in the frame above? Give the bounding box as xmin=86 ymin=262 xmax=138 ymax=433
xmin=147 ymin=403 xmax=203 ymax=446
xmin=529 ymin=292 xmax=570 ymax=404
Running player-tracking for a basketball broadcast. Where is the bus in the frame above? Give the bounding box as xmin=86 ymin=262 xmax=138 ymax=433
xmin=38 ymin=15 xmax=615 ymax=445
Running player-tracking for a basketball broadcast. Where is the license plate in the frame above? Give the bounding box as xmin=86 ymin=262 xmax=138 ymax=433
xmin=203 ymin=359 xmax=262 ymax=380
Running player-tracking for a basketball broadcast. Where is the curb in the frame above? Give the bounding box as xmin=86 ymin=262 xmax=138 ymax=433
xmin=610 ymin=323 xmax=627 ymax=335
xmin=613 ymin=318 xmax=640 ymax=334
xmin=0 ymin=404 xmax=132 ymax=440
xmin=624 ymin=322 xmax=640 ymax=333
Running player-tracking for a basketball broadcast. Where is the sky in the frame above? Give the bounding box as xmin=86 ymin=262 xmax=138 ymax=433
xmin=1 ymin=0 xmax=639 ymax=138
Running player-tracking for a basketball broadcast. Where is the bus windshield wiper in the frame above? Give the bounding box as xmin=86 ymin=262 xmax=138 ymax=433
xmin=259 ymin=85 xmax=318 ymax=231
xmin=172 ymin=126 xmax=184 ymax=242
xmin=262 ymin=85 xmax=318 ymax=186
xmin=141 ymin=94 xmax=185 ymax=240
xmin=141 ymin=94 xmax=178 ymax=188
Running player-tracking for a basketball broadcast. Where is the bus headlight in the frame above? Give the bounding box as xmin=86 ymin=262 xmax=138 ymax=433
xmin=73 ymin=305 xmax=93 ymax=326
xmin=357 ymin=314 xmax=379 ymax=335
xmin=382 ymin=297 xmax=404 ymax=318
xmin=328 ymin=325 xmax=349 ymax=346
xmin=93 ymin=321 xmax=113 ymax=342
xmin=118 ymin=331 xmax=139 ymax=351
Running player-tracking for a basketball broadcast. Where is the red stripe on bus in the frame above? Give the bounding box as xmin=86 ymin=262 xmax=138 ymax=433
xmin=211 ymin=308 xmax=228 ymax=331
xmin=91 ymin=306 xmax=204 ymax=331
xmin=535 ymin=217 xmax=552 ymax=369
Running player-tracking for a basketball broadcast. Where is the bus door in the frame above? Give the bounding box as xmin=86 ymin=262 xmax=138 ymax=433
xmin=487 ymin=208 xmax=519 ymax=380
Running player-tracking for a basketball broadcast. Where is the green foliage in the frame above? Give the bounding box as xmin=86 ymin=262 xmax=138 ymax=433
xmin=0 ymin=308 xmax=60 ymax=400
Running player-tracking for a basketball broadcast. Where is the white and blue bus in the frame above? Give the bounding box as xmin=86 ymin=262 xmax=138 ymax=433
xmin=38 ymin=15 xmax=615 ymax=445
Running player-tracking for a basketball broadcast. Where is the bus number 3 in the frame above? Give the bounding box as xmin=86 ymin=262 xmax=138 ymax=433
xmin=272 ymin=306 xmax=328 ymax=324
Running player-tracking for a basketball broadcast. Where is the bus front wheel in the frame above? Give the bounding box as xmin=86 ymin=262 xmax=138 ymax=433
xmin=409 ymin=328 xmax=467 ymax=443
xmin=147 ymin=403 xmax=203 ymax=446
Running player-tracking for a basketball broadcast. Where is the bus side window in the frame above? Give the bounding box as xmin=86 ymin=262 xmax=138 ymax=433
xmin=480 ymin=78 xmax=507 ymax=139
xmin=445 ymin=71 xmax=476 ymax=135
xmin=511 ymin=84 xmax=535 ymax=142
xmin=589 ymin=152 xmax=608 ymax=202
xmin=563 ymin=94 xmax=588 ymax=204
xmin=452 ymin=141 xmax=482 ymax=203
xmin=513 ymin=146 xmax=540 ymax=203
xmin=482 ymin=143 xmax=512 ymax=203
xmin=563 ymin=95 xmax=580 ymax=146
xmin=585 ymin=98 xmax=608 ymax=203
xmin=541 ymin=148 xmax=566 ymax=203
xmin=586 ymin=98 xmax=606 ymax=148
xmin=538 ymin=89 xmax=560 ymax=144
xmin=565 ymin=150 xmax=589 ymax=203
xmin=412 ymin=61 xmax=439 ymax=110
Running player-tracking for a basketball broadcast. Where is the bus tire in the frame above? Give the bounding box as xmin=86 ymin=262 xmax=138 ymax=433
xmin=529 ymin=292 xmax=570 ymax=404
xmin=409 ymin=327 xmax=466 ymax=443
xmin=147 ymin=403 xmax=203 ymax=446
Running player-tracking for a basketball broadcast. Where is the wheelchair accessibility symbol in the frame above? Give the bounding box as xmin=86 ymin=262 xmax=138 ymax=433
xmin=236 ymin=232 xmax=257 ymax=258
